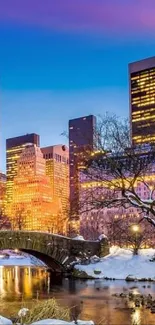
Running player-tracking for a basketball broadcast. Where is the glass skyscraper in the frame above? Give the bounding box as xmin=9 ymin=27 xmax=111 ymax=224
xmin=69 ymin=115 xmax=96 ymax=235
xmin=129 ymin=56 xmax=155 ymax=145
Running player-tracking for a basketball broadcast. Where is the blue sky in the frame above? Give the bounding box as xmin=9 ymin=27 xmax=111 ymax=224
xmin=1 ymin=0 xmax=155 ymax=171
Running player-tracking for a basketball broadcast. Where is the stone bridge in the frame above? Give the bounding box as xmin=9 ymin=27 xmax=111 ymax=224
xmin=0 ymin=231 xmax=109 ymax=272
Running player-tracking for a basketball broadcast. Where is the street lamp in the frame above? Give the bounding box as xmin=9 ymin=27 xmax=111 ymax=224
xmin=131 ymin=224 xmax=140 ymax=255
xmin=132 ymin=224 xmax=140 ymax=233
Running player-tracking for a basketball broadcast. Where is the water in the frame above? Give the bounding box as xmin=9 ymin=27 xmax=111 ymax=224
xmin=0 ymin=266 xmax=155 ymax=324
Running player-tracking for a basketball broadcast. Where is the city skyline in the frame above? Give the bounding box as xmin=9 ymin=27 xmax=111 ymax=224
xmin=1 ymin=0 xmax=155 ymax=171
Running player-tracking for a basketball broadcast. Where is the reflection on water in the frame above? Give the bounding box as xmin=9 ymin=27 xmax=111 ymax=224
xmin=0 ymin=267 xmax=155 ymax=324
xmin=0 ymin=266 xmax=50 ymax=300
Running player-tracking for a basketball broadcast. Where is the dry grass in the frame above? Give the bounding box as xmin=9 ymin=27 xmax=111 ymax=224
xmin=16 ymin=299 xmax=70 ymax=324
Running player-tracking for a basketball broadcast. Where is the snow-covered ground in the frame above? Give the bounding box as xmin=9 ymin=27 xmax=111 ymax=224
xmin=31 ymin=320 xmax=94 ymax=325
xmin=0 ymin=251 xmax=45 ymax=267
xmin=75 ymin=246 xmax=155 ymax=280
xmin=0 ymin=316 xmax=94 ymax=325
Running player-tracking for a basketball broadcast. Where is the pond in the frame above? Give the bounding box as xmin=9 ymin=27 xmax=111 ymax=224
xmin=0 ymin=266 xmax=155 ymax=325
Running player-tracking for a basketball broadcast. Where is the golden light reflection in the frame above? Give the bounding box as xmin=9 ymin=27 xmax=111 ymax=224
xmin=0 ymin=266 xmax=5 ymax=295
xmin=15 ymin=266 xmax=20 ymax=295
xmin=0 ymin=266 xmax=48 ymax=299
xmin=131 ymin=309 xmax=141 ymax=325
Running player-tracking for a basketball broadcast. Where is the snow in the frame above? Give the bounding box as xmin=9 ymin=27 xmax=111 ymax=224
xmin=144 ymin=215 xmax=155 ymax=226
xmin=72 ymin=235 xmax=85 ymax=241
xmin=31 ymin=320 xmax=94 ymax=325
xmin=98 ymin=234 xmax=108 ymax=241
xmin=75 ymin=246 xmax=155 ymax=280
xmin=0 ymin=257 xmax=33 ymax=266
xmin=18 ymin=308 xmax=29 ymax=317
xmin=0 ymin=251 xmax=45 ymax=266
xmin=0 ymin=316 xmax=12 ymax=325
xmin=0 ymin=316 xmax=93 ymax=325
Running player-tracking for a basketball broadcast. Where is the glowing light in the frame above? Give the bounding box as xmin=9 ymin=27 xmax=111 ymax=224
xmin=132 ymin=225 xmax=139 ymax=233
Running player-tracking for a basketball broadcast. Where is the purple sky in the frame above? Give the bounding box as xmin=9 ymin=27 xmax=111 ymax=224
xmin=0 ymin=0 xmax=155 ymax=35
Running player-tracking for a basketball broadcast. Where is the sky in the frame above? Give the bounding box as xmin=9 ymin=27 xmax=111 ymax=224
xmin=1 ymin=0 xmax=155 ymax=171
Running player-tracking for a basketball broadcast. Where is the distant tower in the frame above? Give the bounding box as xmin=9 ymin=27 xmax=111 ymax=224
xmin=6 ymin=133 xmax=40 ymax=206
xmin=41 ymin=144 xmax=69 ymax=234
xmin=69 ymin=115 xmax=96 ymax=235
xmin=129 ymin=56 xmax=155 ymax=145
xmin=11 ymin=144 xmax=54 ymax=231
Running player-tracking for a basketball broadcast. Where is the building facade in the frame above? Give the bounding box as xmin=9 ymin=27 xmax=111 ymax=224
xmin=0 ymin=173 xmax=6 ymax=212
xmin=69 ymin=115 xmax=96 ymax=235
xmin=41 ymin=145 xmax=69 ymax=234
xmin=6 ymin=133 xmax=40 ymax=207
xmin=11 ymin=144 xmax=54 ymax=231
xmin=79 ymin=154 xmax=155 ymax=242
xmin=129 ymin=56 xmax=155 ymax=145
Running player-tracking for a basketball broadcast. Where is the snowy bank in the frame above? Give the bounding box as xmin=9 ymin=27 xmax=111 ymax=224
xmin=75 ymin=246 xmax=155 ymax=280
xmin=31 ymin=320 xmax=94 ymax=325
xmin=0 ymin=317 xmax=94 ymax=325
xmin=0 ymin=251 xmax=45 ymax=267
xmin=0 ymin=316 xmax=12 ymax=325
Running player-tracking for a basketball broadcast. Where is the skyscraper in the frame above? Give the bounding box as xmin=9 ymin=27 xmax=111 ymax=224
xmin=129 ymin=56 xmax=155 ymax=145
xmin=11 ymin=144 xmax=54 ymax=231
xmin=69 ymin=115 xmax=96 ymax=234
xmin=0 ymin=172 xmax=6 ymax=212
xmin=41 ymin=145 xmax=69 ymax=234
xmin=6 ymin=133 xmax=40 ymax=206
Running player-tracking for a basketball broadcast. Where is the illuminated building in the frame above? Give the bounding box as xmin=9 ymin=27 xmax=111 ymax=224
xmin=6 ymin=134 xmax=40 ymax=206
xmin=79 ymin=153 xmax=155 ymax=240
xmin=41 ymin=145 xmax=69 ymax=234
xmin=0 ymin=173 xmax=6 ymax=212
xmin=129 ymin=56 xmax=155 ymax=145
xmin=11 ymin=144 xmax=56 ymax=232
xmin=69 ymin=115 xmax=96 ymax=235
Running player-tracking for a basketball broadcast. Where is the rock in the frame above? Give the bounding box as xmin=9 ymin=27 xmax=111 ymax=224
xmin=120 ymin=293 xmax=127 ymax=298
xmin=135 ymin=299 xmax=141 ymax=307
xmin=146 ymin=303 xmax=152 ymax=309
xmin=126 ymin=275 xmax=137 ymax=282
xmin=72 ymin=269 xmax=94 ymax=279
xmin=90 ymin=255 xmax=100 ymax=264
xmin=148 ymin=294 xmax=152 ymax=300
xmin=129 ymin=292 xmax=134 ymax=300
xmin=93 ymin=270 xmax=102 ymax=275
xmin=112 ymin=293 xmax=120 ymax=298
xmin=81 ymin=260 xmax=90 ymax=266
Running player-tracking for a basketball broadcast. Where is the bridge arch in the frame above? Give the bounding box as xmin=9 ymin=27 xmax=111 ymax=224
xmin=0 ymin=231 xmax=109 ymax=272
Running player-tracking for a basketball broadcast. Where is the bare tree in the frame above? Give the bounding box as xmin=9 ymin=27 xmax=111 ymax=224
xmin=103 ymin=209 xmax=154 ymax=254
xmin=0 ymin=209 xmax=11 ymax=230
xmin=80 ymin=209 xmax=104 ymax=240
xmin=12 ymin=207 xmax=26 ymax=231
xmin=81 ymin=113 xmax=155 ymax=229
